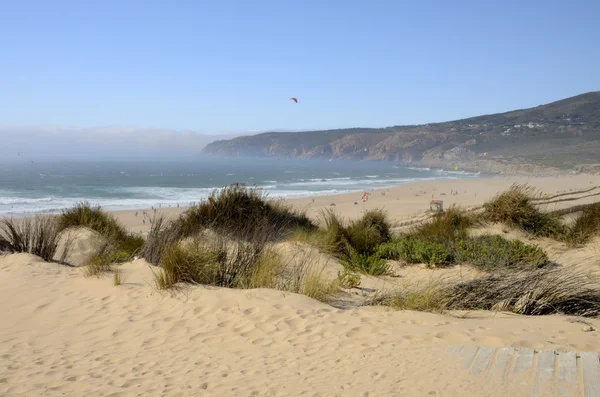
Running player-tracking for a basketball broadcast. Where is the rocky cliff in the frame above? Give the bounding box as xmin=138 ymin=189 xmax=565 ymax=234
xmin=202 ymin=92 xmax=600 ymax=172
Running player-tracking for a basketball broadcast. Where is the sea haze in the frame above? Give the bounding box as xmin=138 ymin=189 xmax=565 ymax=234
xmin=0 ymin=158 xmax=482 ymax=217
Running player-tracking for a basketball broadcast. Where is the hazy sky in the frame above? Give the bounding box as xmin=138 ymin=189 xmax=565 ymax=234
xmin=1 ymin=0 xmax=599 ymax=132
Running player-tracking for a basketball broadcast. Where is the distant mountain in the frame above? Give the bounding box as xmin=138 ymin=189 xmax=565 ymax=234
xmin=202 ymin=92 xmax=600 ymax=173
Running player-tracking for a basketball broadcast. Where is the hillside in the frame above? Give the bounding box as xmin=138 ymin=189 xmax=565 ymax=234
xmin=202 ymin=92 xmax=600 ymax=173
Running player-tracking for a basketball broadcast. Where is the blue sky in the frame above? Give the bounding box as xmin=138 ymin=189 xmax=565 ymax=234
xmin=1 ymin=0 xmax=599 ymax=133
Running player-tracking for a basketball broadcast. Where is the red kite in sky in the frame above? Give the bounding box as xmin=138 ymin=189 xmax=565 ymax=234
xmin=290 ymin=97 xmax=298 ymax=103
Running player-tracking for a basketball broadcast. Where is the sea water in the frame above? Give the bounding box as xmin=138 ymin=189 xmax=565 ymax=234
xmin=0 ymin=157 xmax=481 ymax=217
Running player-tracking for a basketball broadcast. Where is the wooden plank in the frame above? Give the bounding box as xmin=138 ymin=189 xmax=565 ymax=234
xmin=533 ymin=350 xmax=556 ymax=397
xmin=582 ymin=352 xmax=600 ymax=397
xmin=488 ymin=347 xmax=515 ymax=384
xmin=471 ymin=347 xmax=496 ymax=376
xmin=458 ymin=346 xmax=479 ymax=369
xmin=557 ymin=351 xmax=578 ymax=397
xmin=513 ymin=348 xmax=535 ymax=377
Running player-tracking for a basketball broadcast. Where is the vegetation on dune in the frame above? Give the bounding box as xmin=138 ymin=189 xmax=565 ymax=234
xmin=59 ymin=202 xmax=144 ymax=262
xmin=172 ymin=184 xmax=315 ymax=240
xmin=445 ymin=269 xmax=600 ymax=317
xmin=142 ymin=185 xmax=315 ymax=265
xmin=84 ymin=245 xmax=118 ymax=277
xmin=563 ymin=202 xmax=600 ymax=246
xmin=376 ymin=269 xmax=600 ymax=317
xmin=481 ymin=184 xmax=600 ymax=246
xmin=58 ymin=202 xmax=127 ymax=240
xmin=455 ymin=235 xmax=548 ymax=270
xmin=412 ymin=206 xmax=476 ymax=244
xmin=0 ymin=216 xmax=62 ymax=262
xmin=318 ymin=209 xmax=392 ymax=275
xmin=481 ymin=184 xmax=565 ymax=237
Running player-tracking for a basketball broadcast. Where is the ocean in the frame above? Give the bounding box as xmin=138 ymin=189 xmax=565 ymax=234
xmin=0 ymin=158 xmax=482 ymax=217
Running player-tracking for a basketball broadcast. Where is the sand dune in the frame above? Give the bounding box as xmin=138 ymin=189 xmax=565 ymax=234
xmin=1 ymin=253 xmax=599 ymax=396
xmin=2 ymin=174 xmax=600 ymax=396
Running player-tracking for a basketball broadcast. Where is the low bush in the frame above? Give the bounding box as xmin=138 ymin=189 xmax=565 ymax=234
xmin=455 ymin=235 xmax=548 ymax=270
xmin=377 ymin=234 xmax=419 ymax=263
xmin=377 ymin=235 xmax=452 ymax=268
xmin=414 ymin=240 xmax=453 ymax=268
xmin=0 ymin=216 xmax=61 ymax=262
xmin=343 ymin=249 xmax=390 ymax=275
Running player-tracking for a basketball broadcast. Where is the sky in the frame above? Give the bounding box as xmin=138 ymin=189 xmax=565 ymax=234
xmin=1 ymin=0 xmax=599 ymax=134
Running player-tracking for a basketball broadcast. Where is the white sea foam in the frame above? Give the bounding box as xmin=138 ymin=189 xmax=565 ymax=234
xmin=0 ymin=166 xmax=483 ymax=218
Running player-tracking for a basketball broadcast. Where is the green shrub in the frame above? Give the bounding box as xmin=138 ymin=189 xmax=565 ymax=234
xmin=414 ymin=240 xmax=453 ymax=268
xmin=343 ymin=250 xmax=390 ymax=275
xmin=377 ymin=234 xmax=418 ymax=263
xmin=455 ymin=235 xmax=548 ymax=270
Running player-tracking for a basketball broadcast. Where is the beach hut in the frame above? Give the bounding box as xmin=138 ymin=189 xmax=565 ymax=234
xmin=430 ymin=200 xmax=444 ymax=212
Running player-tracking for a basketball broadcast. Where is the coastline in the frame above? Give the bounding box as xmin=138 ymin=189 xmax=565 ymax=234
xmin=110 ymin=173 xmax=600 ymax=233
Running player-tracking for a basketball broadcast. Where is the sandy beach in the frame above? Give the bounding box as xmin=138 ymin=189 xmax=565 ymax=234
xmin=2 ymin=173 xmax=600 ymax=396
xmin=112 ymin=174 xmax=600 ymax=233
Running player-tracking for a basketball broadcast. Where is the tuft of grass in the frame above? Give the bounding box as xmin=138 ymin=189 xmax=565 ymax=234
xmin=412 ymin=206 xmax=476 ymax=243
xmin=172 ymin=184 xmax=315 ymax=241
xmin=318 ymin=209 xmax=392 ymax=274
xmin=113 ymin=267 xmax=125 ymax=286
xmin=482 ymin=184 xmax=565 ymax=237
xmin=377 ymin=268 xmax=600 ymax=317
xmin=153 ymin=233 xmax=270 ymax=290
xmin=455 ymin=235 xmax=548 ymax=270
xmin=374 ymin=279 xmax=449 ymax=313
xmin=301 ymin=269 xmax=339 ymax=302
xmin=337 ymin=269 xmax=361 ymax=289
xmin=58 ymin=202 xmax=127 ymax=240
xmin=0 ymin=216 xmax=61 ymax=262
xmin=84 ymin=247 xmax=116 ymax=277
xmin=246 ymin=249 xmax=285 ymax=289
xmin=564 ymin=203 xmax=600 ymax=246
xmin=445 ymin=269 xmax=600 ymax=317
xmin=154 ymin=242 xmax=224 ymax=289
xmin=140 ymin=215 xmax=175 ymax=265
